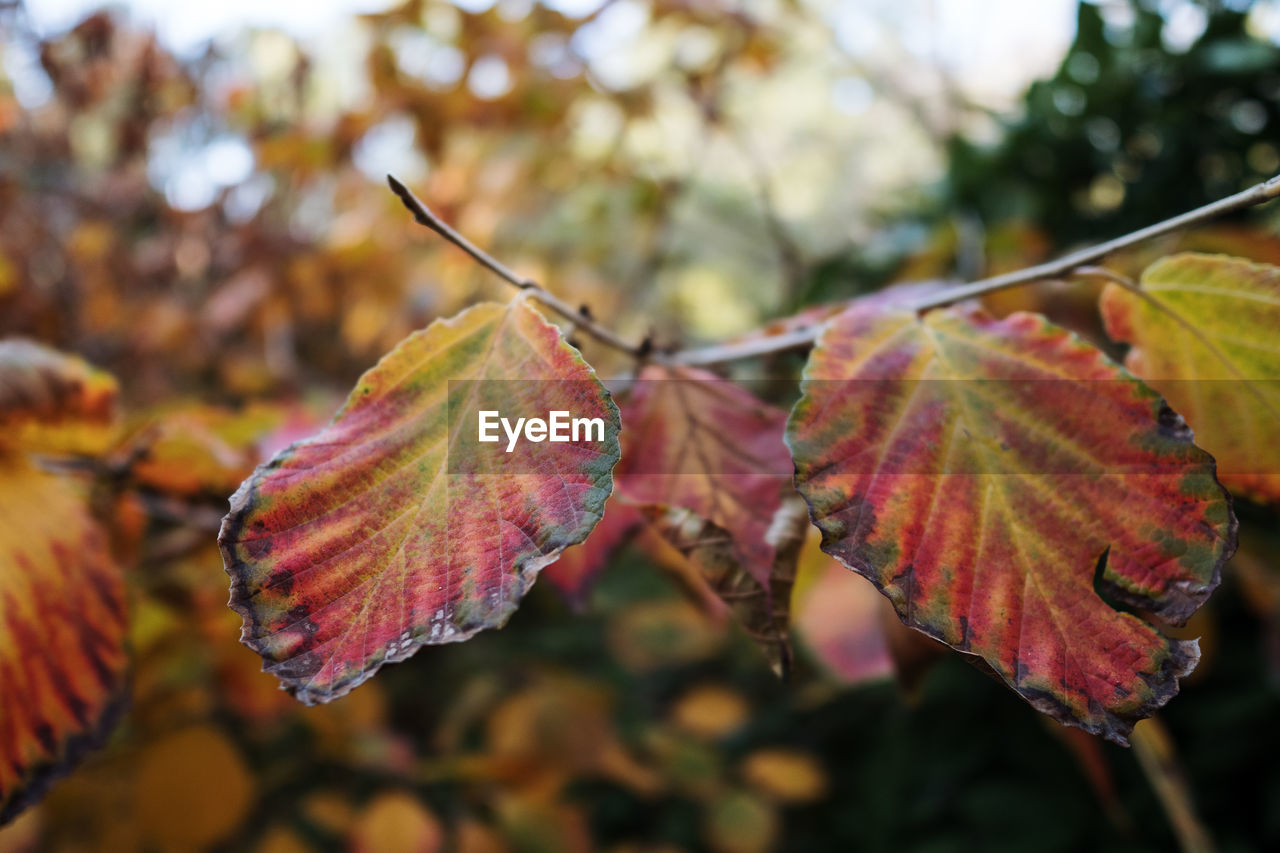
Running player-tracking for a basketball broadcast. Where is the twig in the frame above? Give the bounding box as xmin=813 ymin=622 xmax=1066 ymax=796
xmin=1131 ymin=718 xmax=1216 ymax=853
xmin=668 ymin=173 xmax=1280 ymax=366
xmin=664 ymin=326 xmax=819 ymax=366
xmin=387 ymin=175 xmax=648 ymax=360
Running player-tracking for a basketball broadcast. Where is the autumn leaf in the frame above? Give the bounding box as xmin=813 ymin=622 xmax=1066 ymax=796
xmin=123 ymin=402 xmax=291 ymax=498
xmin=0 ymin=455 xmax=129 ymax=824
xmin=606 ymin=368 xmax=806 ymax=672
xmin=789 ymin=529 xmax=894 ymax=686
xmin=0 ymin=341 xmax=128 ymax=824
xmin=670 ymin=684 xmax=750 ymax=740
xmin=134 ymin=727 xmax=255 ymax=849
xmin=0 ymin=339 xmax=120 ymax=456
xmin=739 ymin=748 xmax=827 ymax=803
xmin=1100 ymin=252 xmax=1280 ymax=503
xmin=219 ymin=297 xmax=620 ymax=704
xmin=641 ymin=503 xmax=805 ymax=676
xmin=350 ymin=791 xmax=444 ymax=853
xmin=614 ymin=366 xmax=793 ymax=585
xmin=786 ymin=302 xmax=1236 ymax=744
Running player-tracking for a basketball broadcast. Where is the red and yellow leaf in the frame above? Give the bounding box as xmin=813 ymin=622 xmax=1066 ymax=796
xmin=0 ymin=340 xmax=119 ymax=456
xmin=615 ymin=366 xmax=792 ymax=584
xmin=0 ymin=455 xmax=129 ymax=823
xmin=790 ymin=529 xmax=894 ymax=685
xmin=1100 ymin=252 xmax=1280 ymax=503
xmin=219 ymin=297 xmax=620 ymax=704
xmin=787 ymin=302 xmax=1235 ymax=744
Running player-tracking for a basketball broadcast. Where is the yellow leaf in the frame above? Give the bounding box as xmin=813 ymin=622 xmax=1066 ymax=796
xmin=350 ymin=791 xmax=443 ymax=853
xmin=1101 ymin=252 xmax=1280 ymax=502
xmin=0 ymin=340 xmax=120 ymax=456
xmin=134 ymin=727 xmax=255 ymax=849
xmin=740 ymin=749 xmax=827 ymax=803
xmin=0 ymin=455 xmax=128 ymax=823
xmin=670 ymin=686 xmax=750 ymax=740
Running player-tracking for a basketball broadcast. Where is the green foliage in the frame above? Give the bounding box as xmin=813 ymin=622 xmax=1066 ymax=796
xmin=947 ymin=0 xmax=1280 ymax=244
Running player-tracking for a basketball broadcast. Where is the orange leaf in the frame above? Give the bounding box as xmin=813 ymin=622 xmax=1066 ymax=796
xmin=0 ymin=456 xmax=128 ymax=823
xmin=0 ymin=340 xmax=119 ymax=456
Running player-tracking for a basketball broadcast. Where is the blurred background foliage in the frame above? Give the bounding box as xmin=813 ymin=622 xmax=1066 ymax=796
xmin=2 ymin=0 xmax=1280 ymax=850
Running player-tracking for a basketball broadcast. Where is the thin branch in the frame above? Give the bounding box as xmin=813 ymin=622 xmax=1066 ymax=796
xmin=668 ymin=173 xmax=1280 ymax=366
xmin=664 ymin=326 xmax=818 ymax=366
xmin=392 ymin=170 xmax=1280 ymax=368
xmin=1131 ymin=718 xmax=1216 ymax=853
xmin=915 ymin=174 xmax=1280 ymax=309
xmin=387 ymin=175 xmax=649 ymax=360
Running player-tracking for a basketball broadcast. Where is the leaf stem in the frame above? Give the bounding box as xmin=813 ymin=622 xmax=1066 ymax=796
xmin=669 ymin=172 xmax=1280 ymax=366
xmin=1131 ymin=718 xmax=1216 ymax=853
xmin=387 ymin=175 xmax=649 ymax=360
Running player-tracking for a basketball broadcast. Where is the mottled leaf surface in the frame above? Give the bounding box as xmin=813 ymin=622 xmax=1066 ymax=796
xmin=0 ymin=455 xmax=129 ymax=823
xmin=0 ymin=339 xmax=119 ymax=455
xmin=615 ymin=366 xmax=792 ymax=584
xmin=1101 ymin=252 xmax=1280 ymax=503
xmin=787 ymin=302 xmax=1235 ymax=744
xmin=220 ymin=298 xmax=620 ymax=703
